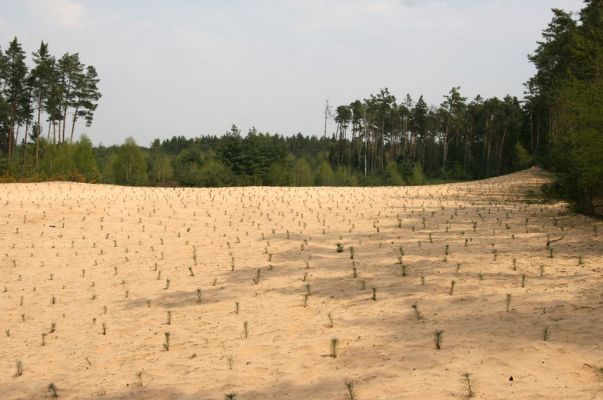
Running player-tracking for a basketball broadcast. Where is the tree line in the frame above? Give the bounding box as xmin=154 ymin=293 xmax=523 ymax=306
xmin=0 ymin=38 xmax=101 ymax=171
xmin=525 ymin=0 xmax=603 ymax=215
xmin=0 ymin=1 xmax=601 ymax=215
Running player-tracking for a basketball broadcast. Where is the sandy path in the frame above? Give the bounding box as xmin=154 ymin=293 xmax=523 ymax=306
xmin=0 ymin=168 xmax=602 ymax=399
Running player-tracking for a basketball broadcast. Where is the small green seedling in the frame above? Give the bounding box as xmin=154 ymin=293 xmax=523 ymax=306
xmin=462 ymin=372 xmax=474 ymax=398
xmin=48 ymin=383 xmax=58 ymax=398
xmin=434 ymin=330 xmax=444 ymax=350
xmin=163 ymin=332 xmax=170 ymax=351
xmin=345 ymin=379 xmax=355 ymax=400
xmin=412 ymin=302 xmax=422 ymax=320
xmin=330 ymin=337 xmax=338 ymax=358
xmin=15 ymin=360 xmax=23 ymax=377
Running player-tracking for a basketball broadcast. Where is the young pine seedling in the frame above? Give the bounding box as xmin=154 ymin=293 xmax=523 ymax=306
xmin=48 ymin=383 xmax=58 ymax=398
xmin=330 ymin=337 xmax=338 ymax=358
xmin=462 ymin=372 xmax=474 ymax=398
xmin=449 ymin=280 xmax=456 ymax=295
xmin=163 ymin=332 xmax=170 ymax=351
xmin=252 ymin=269 xmax=261 ymax=284
xmin=412 ymin=302 xmax=422 ymax=320
xmin=14 ymin=360 xmax=23 ymax=377
xmin=434 ymin=330 xmax=444 ymax=350
xmin=345 ymin=379 xmax=355 ymax=400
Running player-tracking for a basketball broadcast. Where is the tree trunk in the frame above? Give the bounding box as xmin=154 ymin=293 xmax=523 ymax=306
xmin=70 ymin=106 xmax=79 ymax=143
xmin=36 ymin=97 xmax=42 ymax=168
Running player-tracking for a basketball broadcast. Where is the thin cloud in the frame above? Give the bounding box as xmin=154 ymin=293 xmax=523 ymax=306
xmin=25 ymin=0 xmax=85 ymax=29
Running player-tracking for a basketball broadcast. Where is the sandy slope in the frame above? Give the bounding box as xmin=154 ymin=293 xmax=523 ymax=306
xmin=0 ymin=168 xmax=601 ymax=399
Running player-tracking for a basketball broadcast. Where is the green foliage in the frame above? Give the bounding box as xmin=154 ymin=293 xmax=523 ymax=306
xmin=105 ymin=137 xmax=147 ymax=185
xmin=513 ymin=142 xmax=532 ymax=170
xmin=527 ymin=1 xmax=603 ymax=215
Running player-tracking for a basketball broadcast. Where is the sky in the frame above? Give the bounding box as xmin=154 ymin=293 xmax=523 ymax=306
xmin=0 ymin=0 xmax=585 ymax=146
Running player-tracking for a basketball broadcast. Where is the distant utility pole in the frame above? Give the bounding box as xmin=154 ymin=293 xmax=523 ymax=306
xmin=323 ymin=100 xmax=332 ymax=138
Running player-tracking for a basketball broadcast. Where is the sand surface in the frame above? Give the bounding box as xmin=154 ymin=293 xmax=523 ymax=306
xmin=0 ymin=168 xmax=602 ymax=399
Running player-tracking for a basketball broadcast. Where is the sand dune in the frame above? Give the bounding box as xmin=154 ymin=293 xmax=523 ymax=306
xmin=1 ymin=168 xmax=602 ymax=399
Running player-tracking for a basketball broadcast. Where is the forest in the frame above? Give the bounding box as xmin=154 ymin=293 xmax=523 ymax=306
xmin=0 ymin=1 xmax=601 ymax=215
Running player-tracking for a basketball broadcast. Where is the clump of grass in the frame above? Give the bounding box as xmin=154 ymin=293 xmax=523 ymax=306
xmin=434 ymin=330 xmax=444 ymax=350
xmin=345 ymin=379 xmax=355 ymax=400
xmin=462 ymin=372 xmax=474 ymax=398
xmin=163 ymin=332 xmax=170 ymax=351
xmin=505 ymin=294 xmax=512 ymax=312
xmin=224 ymin=392 xmax=238 ymax=400
xmin=330 ymin=337 xmax=338 ymax=358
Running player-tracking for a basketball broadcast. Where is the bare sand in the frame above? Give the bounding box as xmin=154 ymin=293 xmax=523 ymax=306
xmin=0 ymin=168 xmax=602 ymax=399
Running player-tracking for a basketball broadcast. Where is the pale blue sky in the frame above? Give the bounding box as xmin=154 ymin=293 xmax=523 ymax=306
xmin=0 ymin=0 xmax=584 ymax=145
